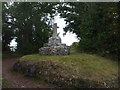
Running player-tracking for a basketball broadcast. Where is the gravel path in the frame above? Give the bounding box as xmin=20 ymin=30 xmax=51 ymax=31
xmin=2 ymin=58 xmax=49 ymax=88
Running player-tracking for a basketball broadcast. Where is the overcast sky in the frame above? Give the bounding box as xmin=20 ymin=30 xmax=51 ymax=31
xmin=54 ymin=15 xmax=79 ymax=46
xmin=10 ymin=16 xmax=79 ymax=48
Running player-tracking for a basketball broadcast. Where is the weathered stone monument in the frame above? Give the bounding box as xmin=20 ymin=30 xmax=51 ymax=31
xmin=39 ymin=23 xmax=70 ymax=55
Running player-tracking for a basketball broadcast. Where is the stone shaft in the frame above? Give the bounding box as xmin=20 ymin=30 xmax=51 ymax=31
xmin=52 ymin=23 xmax=57 ymax=37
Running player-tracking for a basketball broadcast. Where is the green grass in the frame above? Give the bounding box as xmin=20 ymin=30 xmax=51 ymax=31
xmin=19 ymin=52 xmax=118 ymax=87
xmin=2 ymin=51 xmax=22 ymax=59
xmin=2 ymin=78 xmax=12 ymax=88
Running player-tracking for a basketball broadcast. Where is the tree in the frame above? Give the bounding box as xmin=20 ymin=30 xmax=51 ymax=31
xmin=2 ymin=2 xmax=57 ymax=54
xmin=2 ymin=2 xmax=14 ymax=51
xmin=58 ymin=2 xmax=119 ymax=55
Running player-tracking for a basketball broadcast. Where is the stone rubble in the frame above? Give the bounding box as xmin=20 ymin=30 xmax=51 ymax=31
xmin=39 ymin=23 xmax=70 ymax=55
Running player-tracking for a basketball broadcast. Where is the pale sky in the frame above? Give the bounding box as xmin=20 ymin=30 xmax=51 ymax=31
xmin=10 ymin=17 xmax=79 ymax=48
xmin=54 ymin=15 xmax=79 ymax=46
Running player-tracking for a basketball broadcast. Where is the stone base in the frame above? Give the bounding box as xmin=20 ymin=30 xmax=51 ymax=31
xmin=39 ymin=46 xmax=70 ymax=55
xmin=39 ymin=35 xmax=70 ymax=55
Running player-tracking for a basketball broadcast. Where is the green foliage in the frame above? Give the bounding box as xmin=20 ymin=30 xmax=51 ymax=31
xmin=2 ymin=2 xmax=119 ymax=56
xmin=2 ymin=51 xmax=22 ymax=59
xmin=2 ymin=3 xmax=14 ymax=51
xmin=2 ymin=2 xmax=57 ymax=54
xmin=58 ymin=2 xmax=119 ymax=56
xmin=14 ymin=53 xmax=118 ymax=88
xmin=71 ymin=42 xmax=79 ymax=49
xmin=70 ymin=42 xmax=79 ymax=54
xmin=2 ymin=78 xmax=12 ymax=88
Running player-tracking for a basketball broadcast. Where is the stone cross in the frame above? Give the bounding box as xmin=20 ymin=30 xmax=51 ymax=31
xmin=52 ymin=23 xmax=57 ymax=37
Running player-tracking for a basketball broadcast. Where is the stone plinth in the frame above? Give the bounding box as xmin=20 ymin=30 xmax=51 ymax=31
xmin=39 ymin=45 xmax=70 ymax=55
xmin=39 ymin=36 xmax=70 ymax=55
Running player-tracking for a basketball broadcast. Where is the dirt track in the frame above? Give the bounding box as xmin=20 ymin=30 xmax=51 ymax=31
xmin=2 ymin=58 xmax=48 ymax=88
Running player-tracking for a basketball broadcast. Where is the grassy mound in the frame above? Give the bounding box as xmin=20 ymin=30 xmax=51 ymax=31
xmin=13 ymin=53 xmax=118 ymax=88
